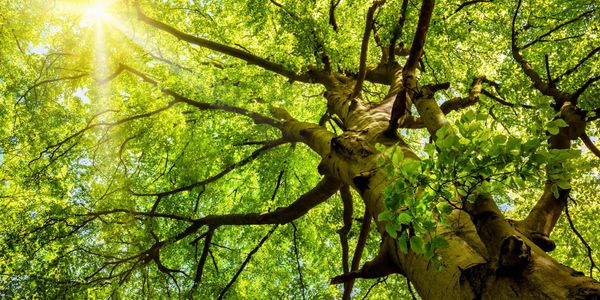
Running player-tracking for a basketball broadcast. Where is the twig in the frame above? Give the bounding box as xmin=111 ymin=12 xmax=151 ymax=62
xmin=217 ymin=226 xmax=278 ymax=299
xmin=565 ymin=199 xmax=599 ymax=277
xmin=291 ymin=222 xmax=307 ymax=300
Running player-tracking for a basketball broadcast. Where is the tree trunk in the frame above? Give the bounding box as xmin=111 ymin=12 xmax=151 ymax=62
xmin=282 ymin=81 xmax=600 ymax=299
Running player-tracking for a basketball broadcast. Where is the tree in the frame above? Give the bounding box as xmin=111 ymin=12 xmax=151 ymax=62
xmin=1 ymin=0 xmax=599 ymax=298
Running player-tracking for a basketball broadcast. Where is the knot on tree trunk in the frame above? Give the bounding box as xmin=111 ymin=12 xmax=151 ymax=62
xmin=496 ymin=235 xmax=531 ymax=277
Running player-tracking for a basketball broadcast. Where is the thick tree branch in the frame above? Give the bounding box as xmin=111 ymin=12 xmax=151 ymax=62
xmin=192 ymin=228 xmax=214 ymax=290
xmin=439 ymin=77 xmax=484 ymax=114
xmin=135 ymin=5 xmax=311 ymax=83
xmin=404 ymin=0 xmax=435 ymax=72
xmin=387 ymin=0 xmax=435 ymax=135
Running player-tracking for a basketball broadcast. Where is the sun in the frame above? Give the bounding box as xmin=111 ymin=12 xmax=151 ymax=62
xmin=83 ymin=2 xmax=110 ymax=22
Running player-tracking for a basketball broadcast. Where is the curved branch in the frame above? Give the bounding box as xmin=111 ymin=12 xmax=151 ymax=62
xmin=29 ymin=102 xmax=177 ymax=167
xmin=329 ymin=0 xmax=341 ymax=32
xmin=581 ymin=133 xmax=600 ymax=159
xmin=135 ymin=5 xmax=311 ymax=83
xmin=19 ymin=73 xmax=87 ymax=101
xmin=131 ymin=139 xmax=286 ymax=197
xmin=195 ymin=175 xmax=341 ymax=227
xmin=565 ymin=200 xmax=600 ymax=277
xmin=572 ymin=75 xmax=600 ymax=101
xmin=118 ymin=64 xmax=281 ymax=127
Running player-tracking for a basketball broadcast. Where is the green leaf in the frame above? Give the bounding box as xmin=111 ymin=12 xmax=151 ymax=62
xmin=436 ymin=202 xmax=453 ymax=215
xmin=410 ymin=236 xmax=426 ymax=254
xmin=492 ymin=135 xmax=507 ymax=144
xmin=547 ymin=126 xmax=559 ymax=135
xmin=398 ymin=232 xmax=409 ymax=254
xmin=397 ymin=212 xmax=412 ymax=225
xmin=385 ymin=223 xmax=399 ymax=238
xmin=377 ymin=210 xmax=394 ymax=222
xmin=556 ymin=180 xmax=571 ymax=190
xmin=553 ymin=119 xmax=569 ymax=128
xmin=430 ymin=236 xmax=449 ymax=250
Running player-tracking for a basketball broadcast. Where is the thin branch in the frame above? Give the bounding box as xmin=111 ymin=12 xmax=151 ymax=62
xmin=135 ymin=4 xmax=311 ymax=83
xmin=291 ymin=222 xmax=307 ymax=300
xmin=581 ymin=133 xmax=600 ymax=159
xmin=352 ymin=1 xmax=386 ymax=99
xmin=453 ymin=0 xmax=492 ymax=15
xmin=511 ymin=0 xmax=570 ymax=105
xmin=19 ymin=73 xmax=87 ymax=101
xmin=29 ymin=102 xmax=176 ymax=167
xmin=572 ymin=75 xmax=600 ymax=101
xmin=342 ymin=207 xmax=372 ymax=299
xmin=521 ymin=10 xmax=595 ymax=50
xmin=78 ymin=209 xmax=194 ymax=222
xmin=338 ymin=185 xmax=353 ymax=299
xmin=361 ymin=277 xmax=387 ymax=300
xmin=545 ymin=54 xmax=553 ymax=86
xmin=131 ymin=140 xmax=285 ymax=197
xmin=553 ymin=46 xmax=600 ymax=84
xmin=119 ymin=64 xmax=281 ymax=126
xmin=481 ymin=89 xmax=534 ymax=109
xmin=271 ymin=170 xmax=285 ymax=201
xmin=406 ymin=277 xmax=417 ymax=300
xmin=565 ymin=199 xmax=599 ymax=277
xmin=217 ymin=226 xmax=278 ymax=299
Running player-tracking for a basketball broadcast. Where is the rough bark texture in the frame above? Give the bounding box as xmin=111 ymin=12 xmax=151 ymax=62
xmin=297 ymin=79 xmax=600 ymax=299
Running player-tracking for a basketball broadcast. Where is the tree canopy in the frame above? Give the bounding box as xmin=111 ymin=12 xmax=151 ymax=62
xmin=0 ymin=0 xmax=599 ymax=299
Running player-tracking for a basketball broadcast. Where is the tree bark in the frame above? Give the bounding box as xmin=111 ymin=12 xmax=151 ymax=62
xmin=291 ymin=82 xmax=600 ymax=299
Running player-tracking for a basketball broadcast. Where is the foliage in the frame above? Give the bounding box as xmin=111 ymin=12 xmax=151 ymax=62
xmin=0 ymin=0 xmax=599 ymax=299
